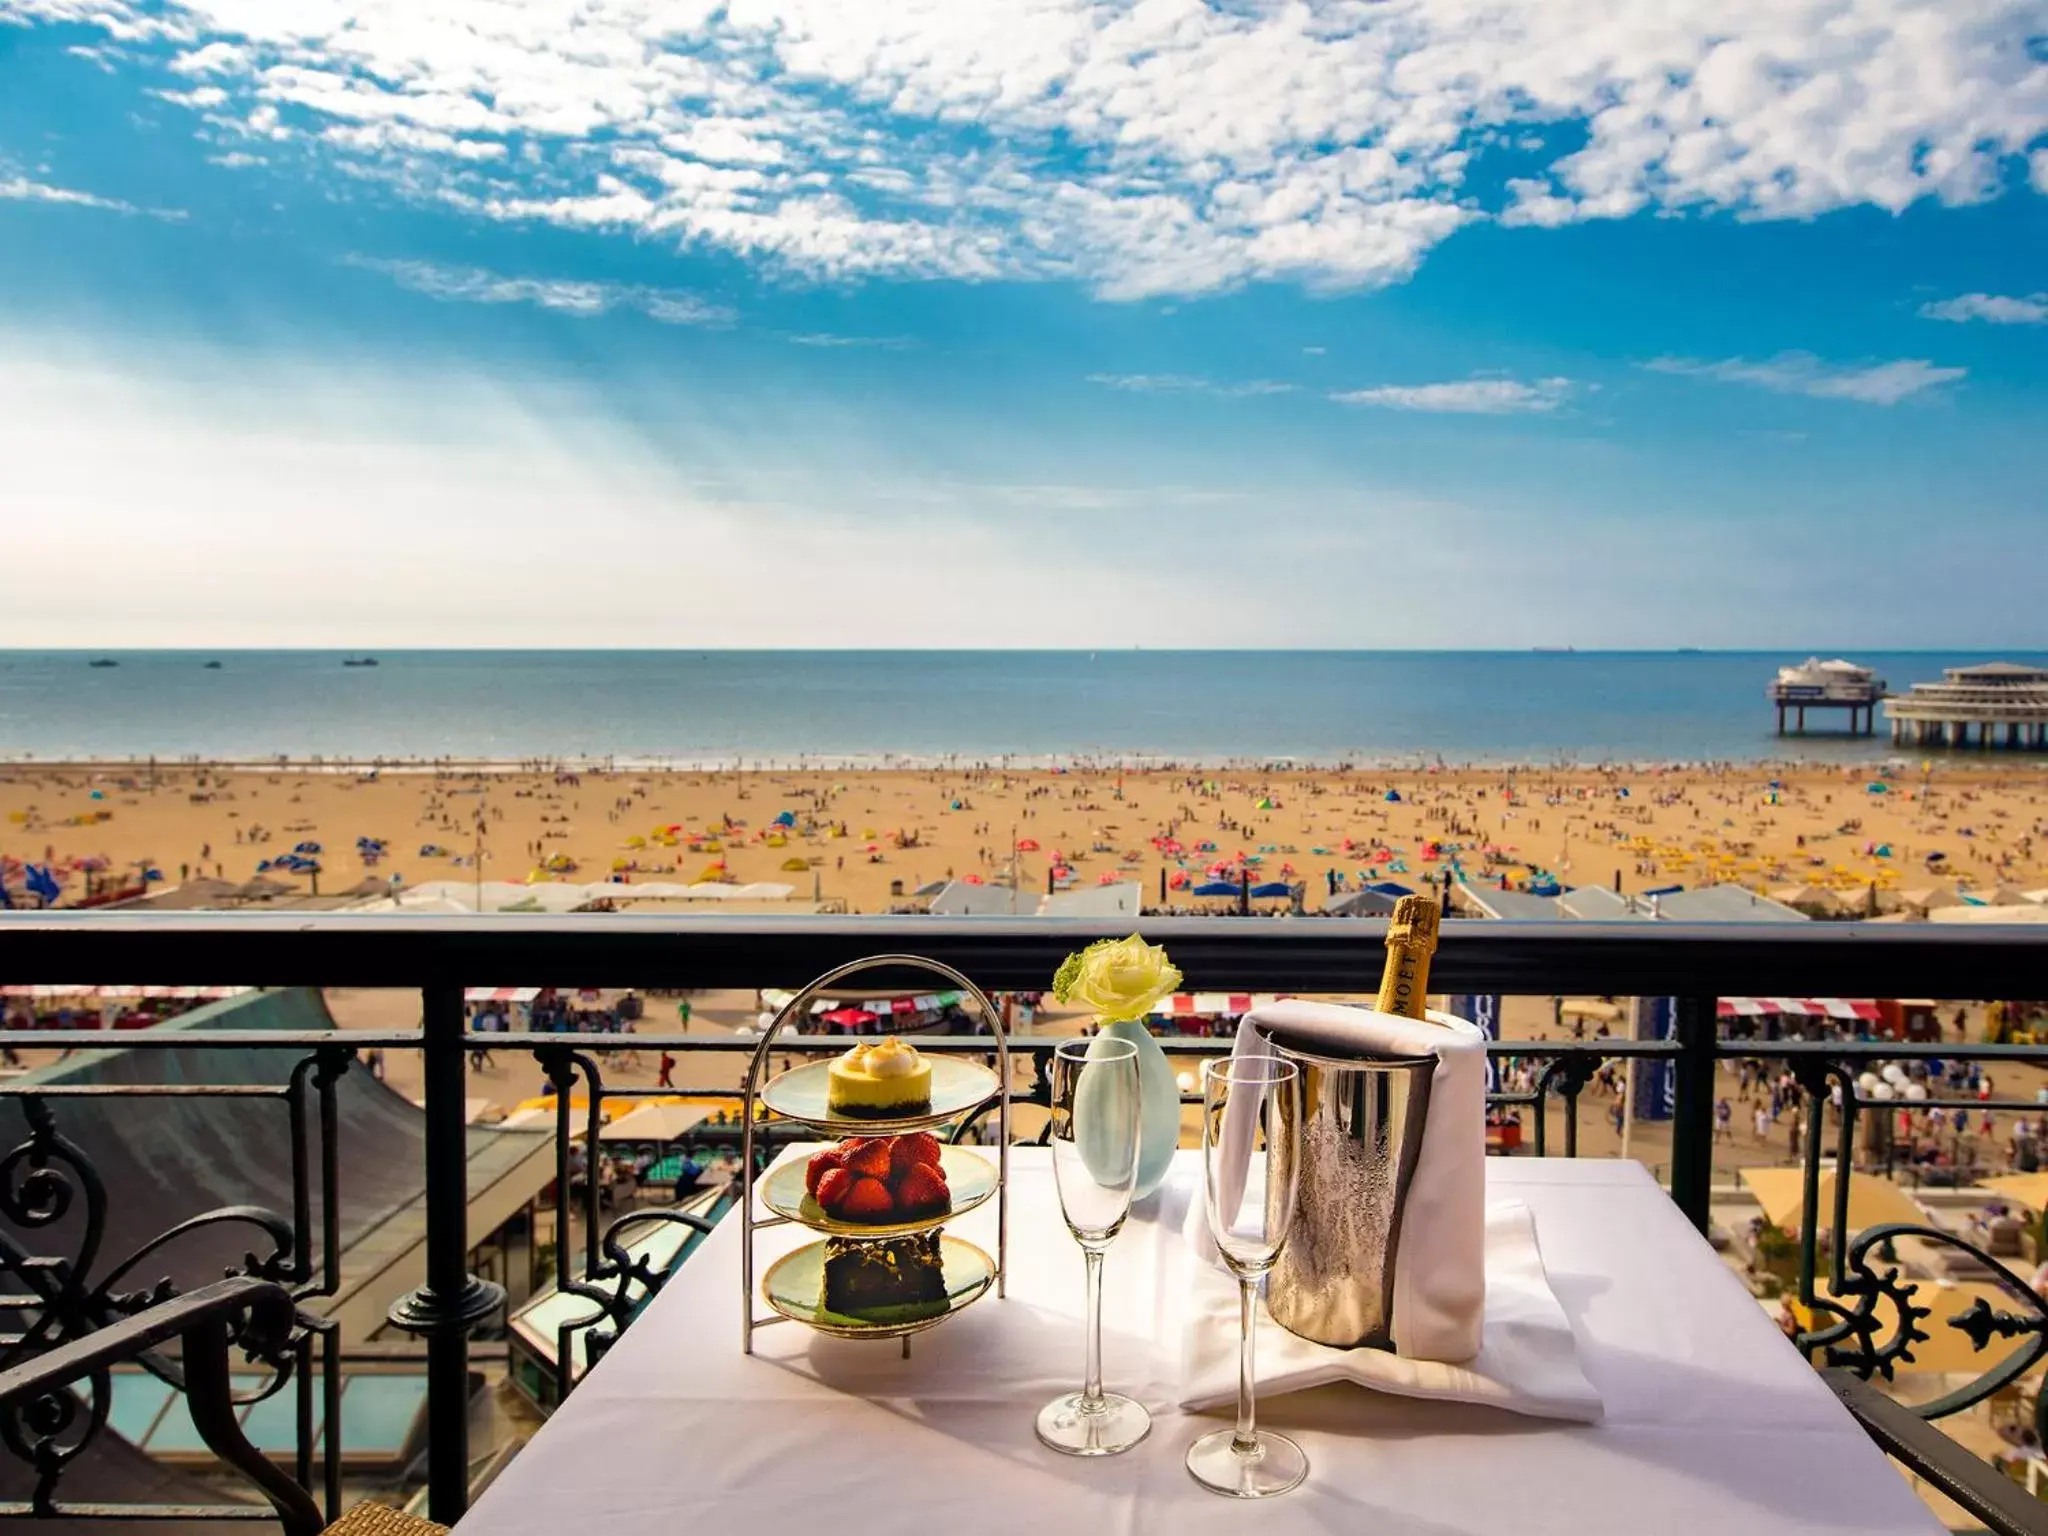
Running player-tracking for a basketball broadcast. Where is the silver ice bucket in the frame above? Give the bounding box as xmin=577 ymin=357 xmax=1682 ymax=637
xmin=1265 ymin=1030 xmax=1435 ymax=1349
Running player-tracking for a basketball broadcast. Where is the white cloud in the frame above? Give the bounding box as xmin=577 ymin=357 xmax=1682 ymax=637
xmin=7 ymin=0 xmax=2042 ymax=298
xmin=0 ymin=172 xmax=179 ymax=219
xmin=1920 ymin=292 xmax=2048 ymax=325
xmin=1645 ymin=353 xmax=1965 ymax=404
xmin=1333 ymin=377 xmax=1572 ymax=414
xmin=345 ymin=257 xmax=734 ymax=326
xmin=1087 ymin=373 xmax=1295 ymax=397
xmin=784 ymin=332 xmax=915 ymax=349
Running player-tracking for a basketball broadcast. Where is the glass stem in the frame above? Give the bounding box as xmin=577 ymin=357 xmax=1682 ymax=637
xmin=1234 ymin=1275 xmax=1259 ymax=1452
xmin=1082 ymin=1246 xmax=1106 ymax=1409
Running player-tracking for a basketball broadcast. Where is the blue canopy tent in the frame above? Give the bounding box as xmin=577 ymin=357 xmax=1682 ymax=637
xmin=1191 ymin=880 xmax=1240 ymax=897
xmin=1248 ymin=881 xmax=1293 ymax=898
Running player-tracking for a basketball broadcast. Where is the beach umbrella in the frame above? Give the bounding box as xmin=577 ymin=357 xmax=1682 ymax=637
xmin=1016 ymin=837 xmax=1040 ymax=851
xmin=294 ymin=840 xmax=322 ymax=855
xmin=820 ymin=1007 xmax=881 ymax=1028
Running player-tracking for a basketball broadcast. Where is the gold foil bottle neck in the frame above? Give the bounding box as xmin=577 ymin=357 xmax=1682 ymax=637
xmin=1374 ymin=894 xmax=1441 ymax=1020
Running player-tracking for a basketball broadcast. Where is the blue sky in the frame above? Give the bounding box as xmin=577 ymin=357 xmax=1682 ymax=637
xmin=1 ymin=1 xmax=2045 ymax=648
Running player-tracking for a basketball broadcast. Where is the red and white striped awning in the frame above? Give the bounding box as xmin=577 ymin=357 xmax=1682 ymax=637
xmin=1164 ymin=993 xmax=1283 ymax=1017
xmin=464 ymin=986 xmax=542 ymax=1004
xmin=1718 ymin=997 xmax=1881 ymax=1022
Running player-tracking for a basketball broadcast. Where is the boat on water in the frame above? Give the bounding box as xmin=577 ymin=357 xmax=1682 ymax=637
xmin=1768 ymin=658 xmax=1884 ymax=704
xmin=342 ymin=657 xmax=379 ymax=668
xmin=204 ymin=660 xmax=223 ymax=670
xmin=87 ymin=658 xmax=118 ymax=668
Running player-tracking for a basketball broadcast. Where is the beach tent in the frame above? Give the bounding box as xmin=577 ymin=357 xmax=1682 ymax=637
xmin=1325 ymin=888 xmax=1397 ymax=917
xmin=1739 ymin=1166 xmax=1925 ymax=1237
xmin=1980 ymin=1173 xmax=2048 ymax=1212
xmin=1897 ymin=885 xmax=1958 ymax=913
xmin=1772 ymin=885 xmax=1845 ymax=918
xmin=597 ymin=1102 xmax=718 ymax=1145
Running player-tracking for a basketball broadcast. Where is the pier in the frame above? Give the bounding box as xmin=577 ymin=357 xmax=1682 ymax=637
xmin=1768 ymin=658 xmax=1884 ymax=736
xmin=1885 ymin=661 xmax=2048 ymax=749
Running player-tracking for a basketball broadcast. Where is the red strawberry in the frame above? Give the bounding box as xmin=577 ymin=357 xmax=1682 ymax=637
xmin=839 ymin=1176 xmax=896 ymax=1222
xmin=813 ymin=1167 xmax=856 ymax=1214
xmin=893 ymin=1164 xmax=951 ymax=1216
xmin=804 ymin=1149 xmax=845 ymax=1196
xmin=889 ymin=1132 xmax=943 ymax=1177
xmin=843 ymin=1140 xmax=894 ymax=1179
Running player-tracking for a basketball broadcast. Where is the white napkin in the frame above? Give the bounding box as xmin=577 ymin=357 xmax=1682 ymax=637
xmin=1181 ymin=999 xmax=1488 ymax=1361
xmin=1179 ymin=1200 xmax=1603 ymax=1423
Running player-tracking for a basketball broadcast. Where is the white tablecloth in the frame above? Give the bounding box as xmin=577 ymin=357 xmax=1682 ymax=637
xmin=461 ymin=1153 xmax=1941 ymax=1535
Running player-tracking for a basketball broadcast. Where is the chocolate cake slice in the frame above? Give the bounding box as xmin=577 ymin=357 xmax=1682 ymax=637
xmin=821 ymin=1232 xmax=948 ymax=1320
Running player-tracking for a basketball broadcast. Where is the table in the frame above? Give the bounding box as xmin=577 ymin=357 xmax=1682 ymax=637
xmin=460 ymin=1153 xmax=1942 ymax=1535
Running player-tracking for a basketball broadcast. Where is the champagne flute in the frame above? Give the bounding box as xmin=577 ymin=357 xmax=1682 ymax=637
xmin=1188 ymin=1053 xmax=1305 ymax=1498
xmin=1035 ymin=1036 xmax=1151 ymax=1456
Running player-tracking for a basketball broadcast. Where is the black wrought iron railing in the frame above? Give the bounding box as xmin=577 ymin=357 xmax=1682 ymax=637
xmin=4 ymin=914 xmax=2048 ymax=1535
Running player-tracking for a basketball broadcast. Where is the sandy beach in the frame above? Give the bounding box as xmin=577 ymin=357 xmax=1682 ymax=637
xmin=6 ymin=759 xmax=2047 ymax=913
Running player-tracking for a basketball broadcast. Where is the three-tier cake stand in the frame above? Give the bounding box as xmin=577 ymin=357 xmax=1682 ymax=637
xmin=739 ymin=955 xmax=1012 ymax=1352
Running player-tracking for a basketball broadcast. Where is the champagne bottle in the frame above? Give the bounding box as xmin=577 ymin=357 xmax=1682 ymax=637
xmin=1374 ymin=893 xmax=1441 ymax=1019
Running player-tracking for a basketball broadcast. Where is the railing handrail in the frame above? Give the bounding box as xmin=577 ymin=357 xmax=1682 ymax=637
xmin=3 ymin=1028 xmax=2042 ymax=1064
xmin=4 ymin=912 xmax=2047 ymax=996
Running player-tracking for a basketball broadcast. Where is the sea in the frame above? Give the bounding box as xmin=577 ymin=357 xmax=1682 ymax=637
xmin=1 ymin=651 xmax=2042 ymax=768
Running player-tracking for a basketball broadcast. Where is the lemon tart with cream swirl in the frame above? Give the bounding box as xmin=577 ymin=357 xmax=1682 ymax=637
xmin=826 ymin=1038 xmax=933 ymax=1118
